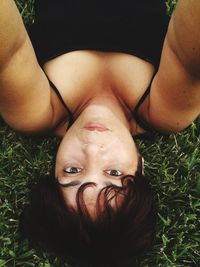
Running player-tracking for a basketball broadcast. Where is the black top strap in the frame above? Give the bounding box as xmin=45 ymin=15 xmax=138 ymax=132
xmin=133 ymin=74 xmax=157 ymax=133
xmin=45 ymin=73 xmax=74 ymax=127
xmin=45 ymin=71 xmax=158 ymax=134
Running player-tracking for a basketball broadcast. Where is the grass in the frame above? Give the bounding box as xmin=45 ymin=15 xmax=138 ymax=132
xmin=0 ymin=0 xmax=200 ymax=266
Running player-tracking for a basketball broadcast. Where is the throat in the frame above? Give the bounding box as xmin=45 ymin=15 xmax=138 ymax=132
xmin=73 ymin=94 xmax=132 ymax=132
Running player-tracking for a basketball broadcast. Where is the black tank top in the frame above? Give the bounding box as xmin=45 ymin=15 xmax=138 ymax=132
xmin=29 ymin=0 xmax=169 ymax=67
xmin=29 ymin=0 xmax=170 ymax=134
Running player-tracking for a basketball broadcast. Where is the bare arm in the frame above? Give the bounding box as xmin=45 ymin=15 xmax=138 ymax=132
xmin=144 ymin=0 xmax=200 ymax=133
xmin=0 ymin=0 xmax=55 ymax=133
xmin=0 ymin=0 xmax=25 ymax=64
xmin=171 ymin=0 xmax=200 ymax=76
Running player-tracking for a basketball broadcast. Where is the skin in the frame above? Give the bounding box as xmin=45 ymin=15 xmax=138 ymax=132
xmin=0 ymin=0 xmax=200 ymax=212
xmin=55 ymin=96 xmax=140 ymax=215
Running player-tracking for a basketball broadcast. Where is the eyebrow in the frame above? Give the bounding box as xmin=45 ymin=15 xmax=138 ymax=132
xmin=57 ymin=180 xmax=114 ymax=188
xmin=57 ymin=156 xmax=142 ymax=188
xmin=58 ymin=180 xmax=81 ymax=188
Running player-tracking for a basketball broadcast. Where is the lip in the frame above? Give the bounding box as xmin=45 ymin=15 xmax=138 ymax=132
xmin=83 ymin=123 xmax=109 ymax=132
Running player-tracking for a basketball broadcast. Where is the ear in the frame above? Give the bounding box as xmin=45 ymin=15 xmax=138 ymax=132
xmin=142 ymin=157 xmax=145 ymax=175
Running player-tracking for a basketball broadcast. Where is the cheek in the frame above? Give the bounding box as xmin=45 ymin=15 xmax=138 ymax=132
xmin=56 ymin=134 xmax=80 ymax=162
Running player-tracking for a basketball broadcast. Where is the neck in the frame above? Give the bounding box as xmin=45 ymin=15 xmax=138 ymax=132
xmin=72 ymin=94 xmax=132 ymax=132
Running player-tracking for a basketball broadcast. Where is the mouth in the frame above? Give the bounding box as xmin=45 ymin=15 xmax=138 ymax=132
xmin=83 ymin=123 xmax=110 ymax=132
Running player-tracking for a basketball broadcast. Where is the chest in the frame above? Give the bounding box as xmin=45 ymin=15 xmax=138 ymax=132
xmin=44 ymin=50 xmax=154 ymax=107
xmin=43 ymin=51 xmax=155 ymax=135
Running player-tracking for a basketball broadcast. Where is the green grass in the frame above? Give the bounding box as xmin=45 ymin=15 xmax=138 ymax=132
xmin=0 ymin=1 xmax=200 ymax=266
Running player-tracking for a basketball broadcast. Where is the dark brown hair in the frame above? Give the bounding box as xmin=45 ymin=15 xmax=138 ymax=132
xmin=19 ymin=161 xmax=155 ymax=267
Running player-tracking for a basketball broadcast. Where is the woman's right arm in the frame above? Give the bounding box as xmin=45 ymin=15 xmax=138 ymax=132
xmin=0 ymin=0 xmax=56 ymax=134
xmin=141 ymin=0 xmax=200 ymax=133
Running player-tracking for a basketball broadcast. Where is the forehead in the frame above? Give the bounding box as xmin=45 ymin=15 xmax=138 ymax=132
xmin=58 ymin=179 xmax=128 ymax=217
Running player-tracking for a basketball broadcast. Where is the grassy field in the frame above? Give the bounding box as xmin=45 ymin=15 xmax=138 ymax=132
xmin=0 ymin=0 xmax=200 ymax=266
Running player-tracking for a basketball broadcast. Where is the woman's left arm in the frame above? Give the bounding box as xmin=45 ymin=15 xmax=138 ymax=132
xmin=143 ymin=0 xmax=200 ymax=133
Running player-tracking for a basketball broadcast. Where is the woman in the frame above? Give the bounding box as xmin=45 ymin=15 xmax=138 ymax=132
xmin=0 ymin=0 xmax=200 ymax=266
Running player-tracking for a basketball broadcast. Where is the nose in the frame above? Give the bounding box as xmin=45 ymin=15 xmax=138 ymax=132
xmin=82 ymin=143 xmax=103 ymax=158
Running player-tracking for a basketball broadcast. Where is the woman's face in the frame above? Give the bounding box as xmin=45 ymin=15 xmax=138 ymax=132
xmin=55 ymin=121 xmax=139 ymax=217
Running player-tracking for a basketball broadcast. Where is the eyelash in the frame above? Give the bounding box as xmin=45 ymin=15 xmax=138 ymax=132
xmin=63 ymin=167 xmax=123 ymax=177
xmin=105 ymin=170 xmax=123 ymax=177
xmin=64 ymin=167 xmax=82 ymax=174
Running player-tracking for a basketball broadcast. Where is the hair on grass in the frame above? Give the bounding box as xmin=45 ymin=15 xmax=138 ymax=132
xmin=19 ymin=160 xmax=155 ymax=267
